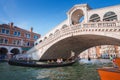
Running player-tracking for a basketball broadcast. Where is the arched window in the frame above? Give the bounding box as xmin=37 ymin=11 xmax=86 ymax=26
xmin=103 ymin=11 xmax=117 ymax=21
xmin=89 ymin=14 xmax=100 ymax=22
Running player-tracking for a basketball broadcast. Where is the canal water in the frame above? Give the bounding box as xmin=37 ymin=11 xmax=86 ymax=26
xmin=0 ymin=59 xmax=112 ymax=80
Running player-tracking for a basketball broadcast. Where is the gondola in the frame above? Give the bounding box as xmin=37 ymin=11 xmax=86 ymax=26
xmin=8 ymin=59 xmax=76 ymax=68
xmin=0 ymin=59 xmax=8 ymax=62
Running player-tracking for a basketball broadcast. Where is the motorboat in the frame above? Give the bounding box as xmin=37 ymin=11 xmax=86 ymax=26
xmin=97 ymin=67 xmax=120 ymax=80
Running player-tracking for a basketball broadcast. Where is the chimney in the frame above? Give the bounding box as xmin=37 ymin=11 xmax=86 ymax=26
xmin=30 ymin=27 xmax=33 ymax=32
xmin=9 ymin=22 xmax=14 ymax=28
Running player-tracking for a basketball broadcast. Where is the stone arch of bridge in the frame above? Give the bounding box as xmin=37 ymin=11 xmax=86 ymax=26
xmin=39 ymin=34 xmax=120 ymax=60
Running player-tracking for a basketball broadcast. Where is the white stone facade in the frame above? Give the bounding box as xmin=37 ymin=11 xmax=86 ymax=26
xmin=35 ymin=4 xmax=120 ymax=45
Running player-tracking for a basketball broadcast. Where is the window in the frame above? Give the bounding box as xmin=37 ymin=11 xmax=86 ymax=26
xmin=89 ymin=14 xmax=100 ymax=22
xmin=17 ymin=40 xmax=20 ymax=45
xmin=26 ymin=33 xmax=30 ymax=38
xmin=18 ymin=32 xmax=21 ymax=36
xmin=26 ymin=42 xmax=30 ymax=46
xmin=0 ymin=38 xmax=8 ymax=44
xmin=14 ymin=32 xmax=17 ymax=36
xmin=1 ymin=29 xmax=5 ymax=33
xmin=1 ymin=29 xmax=10 ymax=34
xmin=12 ymin=40 xmax=21 ymax=45
xmin=0 ymin=38 xmax=4 ymax=43
xmin=103 ymin=11 xmax=117 ymax=21
xmin=6 ymin=30 xmax=10 ymax=34
xmin=4 ymin=39 xmax=8 ymax=44
xmin=12 ymin=40 xmax=16 ymax=45
xmin=34 ymin=35 xmax=38 ymax=40
xmin=14 ymin=31 xmax=21 ymax=36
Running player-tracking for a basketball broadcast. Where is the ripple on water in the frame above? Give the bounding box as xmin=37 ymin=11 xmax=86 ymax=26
xmin=0 ymin=59 xmax=112 ymax=80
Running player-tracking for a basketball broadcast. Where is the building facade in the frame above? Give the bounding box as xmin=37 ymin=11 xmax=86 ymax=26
xmin=0 ymin=22 xmax=40 ymax=60
xmin=79 ymin=45 xmax=119 ymax=59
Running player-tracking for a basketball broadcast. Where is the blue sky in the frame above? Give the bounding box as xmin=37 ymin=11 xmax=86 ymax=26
xmin=0 ymin=0 xmax=120 ymax=36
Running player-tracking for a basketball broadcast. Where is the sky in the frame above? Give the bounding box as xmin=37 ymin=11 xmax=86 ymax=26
xmin=0 ymin=0 xmax=120 ymax=36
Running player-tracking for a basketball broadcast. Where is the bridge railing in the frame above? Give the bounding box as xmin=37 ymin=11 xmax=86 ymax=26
xmin=28 ymin=21 xmax=120 ymax=53
xmin=82 ymin=21 xmax=118 ymax=28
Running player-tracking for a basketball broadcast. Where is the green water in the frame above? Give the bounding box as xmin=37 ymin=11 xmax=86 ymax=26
xmin=0 ymin=60 xmax=112 ymax=80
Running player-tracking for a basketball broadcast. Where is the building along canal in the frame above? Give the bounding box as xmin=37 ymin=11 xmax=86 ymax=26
xmin=0 ymin=59 xmax=112 ymax=80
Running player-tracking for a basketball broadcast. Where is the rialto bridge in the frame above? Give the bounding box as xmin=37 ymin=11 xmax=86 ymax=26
xmin=24 ymin=4 xmax=120 ymax=60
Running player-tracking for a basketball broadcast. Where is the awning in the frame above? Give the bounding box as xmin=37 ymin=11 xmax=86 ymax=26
xmin=22 ymin=47 xmax=31 ymax=51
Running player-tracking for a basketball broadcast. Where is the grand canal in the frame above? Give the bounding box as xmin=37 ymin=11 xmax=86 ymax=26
xmin=0 ymin=59 xmax=112 ymax=80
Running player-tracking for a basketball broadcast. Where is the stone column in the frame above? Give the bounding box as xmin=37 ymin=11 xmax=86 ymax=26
xmin=96 ymin=46 xmax=100 ymax=58
xmin=114 ymin=45 xmax=119 ymax=57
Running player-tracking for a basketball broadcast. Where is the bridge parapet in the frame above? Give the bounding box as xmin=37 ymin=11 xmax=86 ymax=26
xmin=27 ymin=21 xmax=120 ymax=54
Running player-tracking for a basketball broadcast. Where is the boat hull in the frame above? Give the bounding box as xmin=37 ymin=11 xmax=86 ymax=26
xmin=97 ymin=68 xmax=120 ymax=80
xmin=8 ymin=59 xmax=76 ymax=68
xmin=115 ymin=58 xmax=120 ymax=68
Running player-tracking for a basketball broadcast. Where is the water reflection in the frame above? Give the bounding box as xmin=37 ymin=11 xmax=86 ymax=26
xmin=0 ymin=59 xmax=112 ymax=80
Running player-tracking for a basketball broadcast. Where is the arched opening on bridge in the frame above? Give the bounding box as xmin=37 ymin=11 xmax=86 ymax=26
xmin=89 ymin=14 xmax=100 ymax=22
xmin=44 ymin=37 xmax=47 ymax=41
xmin=54 ymin=29 xmax=60 ymax=36
xmin=0 ymin=47 xmax=8 ymax=60
xmin=49 ymin=33 xmax=53 ymax=38
xmin=10 ymin=48 xmax=20 ymax=56
xmin=71 ymin=9 xmax=84 ymax=25
xmin=39 ymin=40 xmax=42 ymax=43
xmin=61 ymin=25 xmax=69 ymax=31
xmin=35 ymin=43 xmax=38 ymax=45
xmin=103 ymin=11 xmax=117 ymax=21
xmin=61 ymin=25 xmax=68 ymax=29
